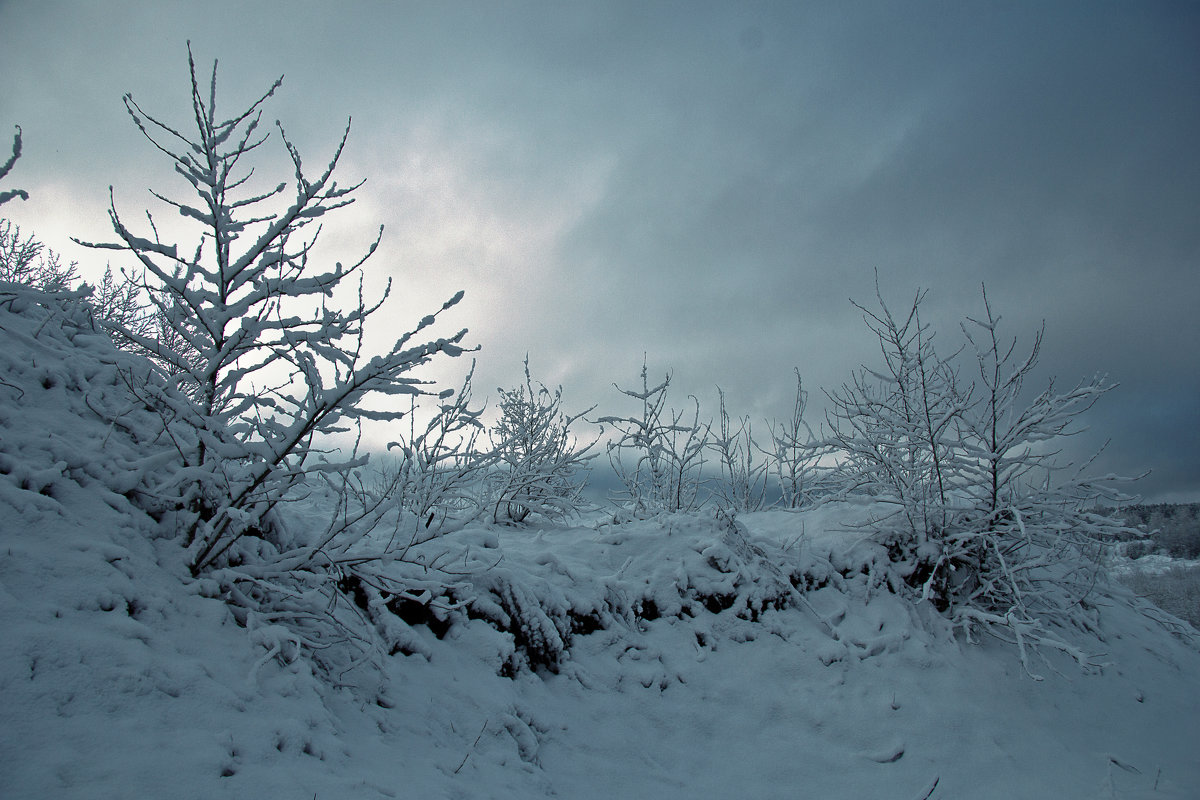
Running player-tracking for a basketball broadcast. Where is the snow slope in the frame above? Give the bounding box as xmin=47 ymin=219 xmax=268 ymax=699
xmin=2 ymin=283 xmax=1198 ymax=799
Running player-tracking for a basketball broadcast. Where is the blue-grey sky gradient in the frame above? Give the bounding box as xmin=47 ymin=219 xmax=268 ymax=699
xmin=2 ymin=1 xmax=1197 ymax=501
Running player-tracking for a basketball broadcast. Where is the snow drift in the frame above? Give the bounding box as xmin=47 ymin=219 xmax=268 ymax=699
xmin=2 ymin=283 xmax=1198 ymax=799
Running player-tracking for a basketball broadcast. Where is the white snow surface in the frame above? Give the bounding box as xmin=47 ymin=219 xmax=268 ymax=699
xmin=1109 ymin=553 xmax=1200 ymax=578
xmin=2 ymin=284 xmax=1199 ymax=800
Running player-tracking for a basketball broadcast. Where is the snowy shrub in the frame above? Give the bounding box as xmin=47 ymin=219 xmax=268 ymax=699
xmin=382 ymin=363 xmax=496 ymax=539
xmin=0 ymin=125 xmax=27 ymax=206
xmin=1123 ymin=539 xmax=1155 ymax=560
xmin=76 ymin=46 xmax=469 ymax=578
xmin=761 ymin=368 xmax=819 ymax=509
xmin=451 ymin=509 xmax=804 ymax=677
xmin=0 ymin=216 xmax=169 ymax=367
xmin=823 ymin=281 xmax=1135 ymax=675
xmin=489 ymin=356 xmax=597 ymax=524
xmin=0 ymin=219 xmax=150 ymax=355
xmin=598 ymin=359 xmax=709 ymax=517
xmin=822 ymin=285 xmax=969 ymax=547
xmin=0 ymin=220 xmax=82 ymax=292
xmin=88 ymin=265 xmax=158 ymax=351
xmin=710 ymin=387 xmax=767 ymax=512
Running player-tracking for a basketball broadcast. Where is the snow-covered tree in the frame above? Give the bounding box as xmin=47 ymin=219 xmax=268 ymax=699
xmin=956 ymin=286 xmax=1116 ymax=530
xmin=599 ymin=359 xmax=709 ymax=516
xmin=944 ymin=287 xmax=1133 ymax=674
xmin=824 ymin=282 xmax=1135 ymax=676
xmin=0 ymin=217 xmax=181 ymax=369
xmin=88 ymin=265 xmax=157 ymax=352
xmin=77 ymin=46 xmax=468 ymax=577
xmin=823 ymin=284 xmax=971 ymax=552
xmin=489 ymin=356 xmax=597 ymax=524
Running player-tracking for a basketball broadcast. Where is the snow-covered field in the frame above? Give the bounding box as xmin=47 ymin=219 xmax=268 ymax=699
xmin=1109 ymin=553 xmax=1200 ymax=578
xmin=2 ymin=285 xmax=1199 ymax=800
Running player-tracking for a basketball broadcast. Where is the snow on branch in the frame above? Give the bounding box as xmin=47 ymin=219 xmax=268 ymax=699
xmin=489 ymin=355 xmax=598 ymax=524
xmin=0 ymin=125 xmax=29 ymax=206
xmin=821 ymin=278 xmax=1138 ymax=669
xmin=74 ymin=46 xmax=471 ymax=590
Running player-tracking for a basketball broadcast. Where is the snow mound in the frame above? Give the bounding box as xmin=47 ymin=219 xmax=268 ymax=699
xmin=421 ymin=504 xmax=925 ymax=680
xmin=3 ymin=283 xmax=1199 ymax=799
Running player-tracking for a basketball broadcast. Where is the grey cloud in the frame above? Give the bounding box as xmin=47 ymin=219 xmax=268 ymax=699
xmin=1 ymin=1 xmax=1196 ymax=500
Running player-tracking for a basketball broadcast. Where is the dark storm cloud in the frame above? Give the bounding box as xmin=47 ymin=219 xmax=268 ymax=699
xmin=546 ymin=2 xmax=1200 ymax=498
xmin=1 ymin=1 xmax=1196 ymax=500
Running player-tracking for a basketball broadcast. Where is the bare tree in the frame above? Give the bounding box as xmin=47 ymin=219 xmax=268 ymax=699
xmin=823 ymin=283 xmax=971 ymax=550
xmin=384 ymin=363 xmax=495 ymax=539
xmin=945 ymin=286 xmax=1133 ymax=675
xmin=825 ymin=282 xmax=1135 ymax=676
xmin=0 ymin=217 xmax=184 ymax=368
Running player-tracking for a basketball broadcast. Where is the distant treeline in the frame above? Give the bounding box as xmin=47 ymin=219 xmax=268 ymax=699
xmin=1119 ymin=503 xmax=1200 ymax=560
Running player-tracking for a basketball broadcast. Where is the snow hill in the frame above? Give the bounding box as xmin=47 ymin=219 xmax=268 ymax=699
xmin=2 ymin=283 xmax=1198 ymax=800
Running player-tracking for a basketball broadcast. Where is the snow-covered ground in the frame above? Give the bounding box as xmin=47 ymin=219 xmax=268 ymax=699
xmin=1108 ymin=553 xmax=1200 ymax=578
xmin=2 ymin=284 xmax=1199 ymax=799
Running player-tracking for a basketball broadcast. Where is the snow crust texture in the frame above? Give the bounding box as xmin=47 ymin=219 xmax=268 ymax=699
xmin=2 ymin=284 xmax=1199 ymax=799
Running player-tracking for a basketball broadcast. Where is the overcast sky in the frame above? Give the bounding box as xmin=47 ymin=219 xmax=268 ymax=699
xmin=2 ymin=1 xmax=1197 ymax=502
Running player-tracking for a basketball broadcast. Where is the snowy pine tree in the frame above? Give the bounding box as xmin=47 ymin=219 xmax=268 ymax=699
xmin=76 ymin=46 xmax=468 ymax=576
